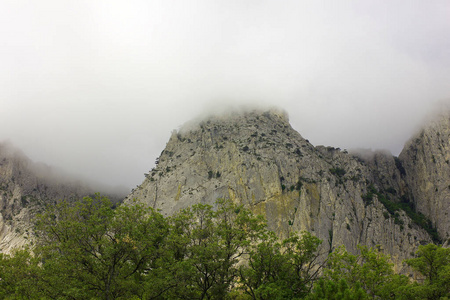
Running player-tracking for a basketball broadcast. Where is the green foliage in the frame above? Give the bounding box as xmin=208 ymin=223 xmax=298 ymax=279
xmin=165 ymin=199 xmax=267 ymax=299
xmin=35 ymin=194 xmax=171 ymax=299
xmin=0 ymin=195 xmax=448 ymax=299
xmin=405 ymin=244 xmax=450 ymax=299
xmin=12 ymin=196 xmax=268 ymax=299
xmin=386 ymin=187 xmax=397 ymax=195
xmin=20 ymin=195 xmax=28 ymax=206
xmin=361 ymin=185 xmax=377 ymax=206
xmin=394 ymin=201 xmax=440 ymax=243
xmin=323 ymin=245 xmax=410 ymax=299
xmin=296 ymin=179 xmax=303 ymax=191
xmin=238 ymin=231 xmax=323 ymax=299
xmin=361 ymin=185 xmax=440 ymax=242
xmin=394 ymin=157 xmax=406 ymax=176
xmin=307 ymin=278 xmax=369 ymax=300
xmin=0 ymin=249 xmax=42 ymax=299
xmin=382 ymin=201 xmax=439 ymax=242
xmin=329 ymin=167 xmax=346 ymax=177
xmin=208 ymin=170 xmax=222 ymax=179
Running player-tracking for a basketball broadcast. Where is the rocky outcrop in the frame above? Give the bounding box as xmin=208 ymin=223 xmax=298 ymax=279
xmin=399 ymin=112 xmax=450 ymax=244
xmin=0 ymin=142 xmax=126 ymax=253
xmin=5 ymin=107 xmax=447 ymax=267
xmin=126 ymin=108 xmax=433 ymax=271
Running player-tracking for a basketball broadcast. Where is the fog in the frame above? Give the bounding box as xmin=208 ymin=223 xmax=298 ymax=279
xmin=1 ymin=1 xmax=449 ymax=189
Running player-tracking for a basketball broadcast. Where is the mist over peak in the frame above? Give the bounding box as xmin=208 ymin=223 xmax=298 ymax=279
xmin=1 ymin=1 xmax=449 ymax=188
xmin=0 ymin=140 xmax=129 ymax=199
xmin=178 ymin=105 xmax=289 ymax=133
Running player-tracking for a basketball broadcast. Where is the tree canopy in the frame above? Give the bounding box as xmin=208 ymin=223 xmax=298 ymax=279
xmin=0 ymin=195 xmax=448 ymax=299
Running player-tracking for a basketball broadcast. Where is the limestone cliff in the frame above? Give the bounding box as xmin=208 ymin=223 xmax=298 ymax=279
xmin=399 ymin=112 xmax=450 ymax=244
xmin=0 ymin=142 xmax=126 ymax=253
xmin=126 ymin=109 xmax=433 ymax=271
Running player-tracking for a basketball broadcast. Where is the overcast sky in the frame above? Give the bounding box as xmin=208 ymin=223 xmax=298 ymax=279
xmin=1 ymin=1 xmax=450 ymax=189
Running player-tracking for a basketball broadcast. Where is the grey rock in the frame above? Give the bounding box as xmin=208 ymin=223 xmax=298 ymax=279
xmin=0 ymin=142 xmax=126 ymax=253
xmin=126 ymin=108 xmax=434 ymax=271
xmin=399 ymin=112 xmax=450 ymax=242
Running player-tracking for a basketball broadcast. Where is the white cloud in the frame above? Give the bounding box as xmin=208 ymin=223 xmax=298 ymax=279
xmin=1 ymin=0 xmax=449 ymax=188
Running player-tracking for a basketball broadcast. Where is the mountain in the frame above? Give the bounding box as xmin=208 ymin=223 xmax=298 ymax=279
xmin=399 ymin=112 xmax=450 ymax=243
xmin=0 ymin=142 xmax=127 ymax=253
xmin=126 ymin=108 xmax=445 ymax=271
xmin=3 ymin=107 xmax=448 ymax=269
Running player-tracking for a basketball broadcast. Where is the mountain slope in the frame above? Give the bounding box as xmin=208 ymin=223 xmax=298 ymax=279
xmin=0 ymin=142 xmax=126 ymax=252
xmin=399 ymin=112 xmax=450 ymax=243
xmin=126 ymin=109 xmax=433 ymax=270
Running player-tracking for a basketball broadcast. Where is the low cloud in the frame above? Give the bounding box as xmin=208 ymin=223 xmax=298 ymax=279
xmin=0 ymin=1 xmax=449 ymax=188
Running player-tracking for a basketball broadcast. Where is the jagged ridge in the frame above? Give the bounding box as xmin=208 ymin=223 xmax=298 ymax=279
xmin=127 ymin=108 xmax=437 ymax=271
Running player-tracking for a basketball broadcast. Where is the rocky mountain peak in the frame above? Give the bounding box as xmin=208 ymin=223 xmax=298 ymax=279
xmin=4 ymin=107 xmax=448 ymax=269
xmin=399 ymin=112 xmax=450 ymax=242
xmin=178 ymin=107 xmax=290 ymax=136
xmin=127 ymin=108 xmax=438 ymax=271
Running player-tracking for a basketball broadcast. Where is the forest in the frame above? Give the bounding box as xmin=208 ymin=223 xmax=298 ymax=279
xmin=0 ymin=195 xmax=448 ymax=300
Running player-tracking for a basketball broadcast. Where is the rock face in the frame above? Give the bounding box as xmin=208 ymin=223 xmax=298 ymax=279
xmin=126 ymin=108 xmax=437 ymax=270
xmin=0 ymin=142 xmax=126 ymax=253
xmin=399 ymin=112 xmax=450 ymax=244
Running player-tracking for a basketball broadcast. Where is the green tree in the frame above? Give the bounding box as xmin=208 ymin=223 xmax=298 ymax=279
xmin=405 ymin=244 xmax=450 ymax=299
xmin=35 ymin=194 xmax=171 ymax=299
xmin=238 ymin=231 xmax=323 ymax=299
xmin=7 ymin=194 xmax=449 ymax=299
xmin=323 ymin=245 xmax=410 ymax=299
xmin=166 ymin=199 xmax=267 ymax=299
xmin=307 ymin=278 xmax=369 ymax=300
xmin=238 ymin=231 xmax=289 ymax=299
xmin=0 ymin=249 xmax=44 ymax=299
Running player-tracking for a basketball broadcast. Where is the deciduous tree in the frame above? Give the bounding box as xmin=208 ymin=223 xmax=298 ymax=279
xmin=35 ymin=194 xmax=171 ymax=299
xmin=405 ymin=244 xmax=450 ymax=299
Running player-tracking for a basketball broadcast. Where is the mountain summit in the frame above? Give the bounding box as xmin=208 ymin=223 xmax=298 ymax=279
xmin=399 ymin=111 xmax=450 ymax=240
xmin=126 ymin=108 xmax=447 ymax=270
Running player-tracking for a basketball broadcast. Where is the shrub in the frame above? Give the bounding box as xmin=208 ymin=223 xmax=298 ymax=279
xmin=330 ymin=168 xmax=346 ymax=177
